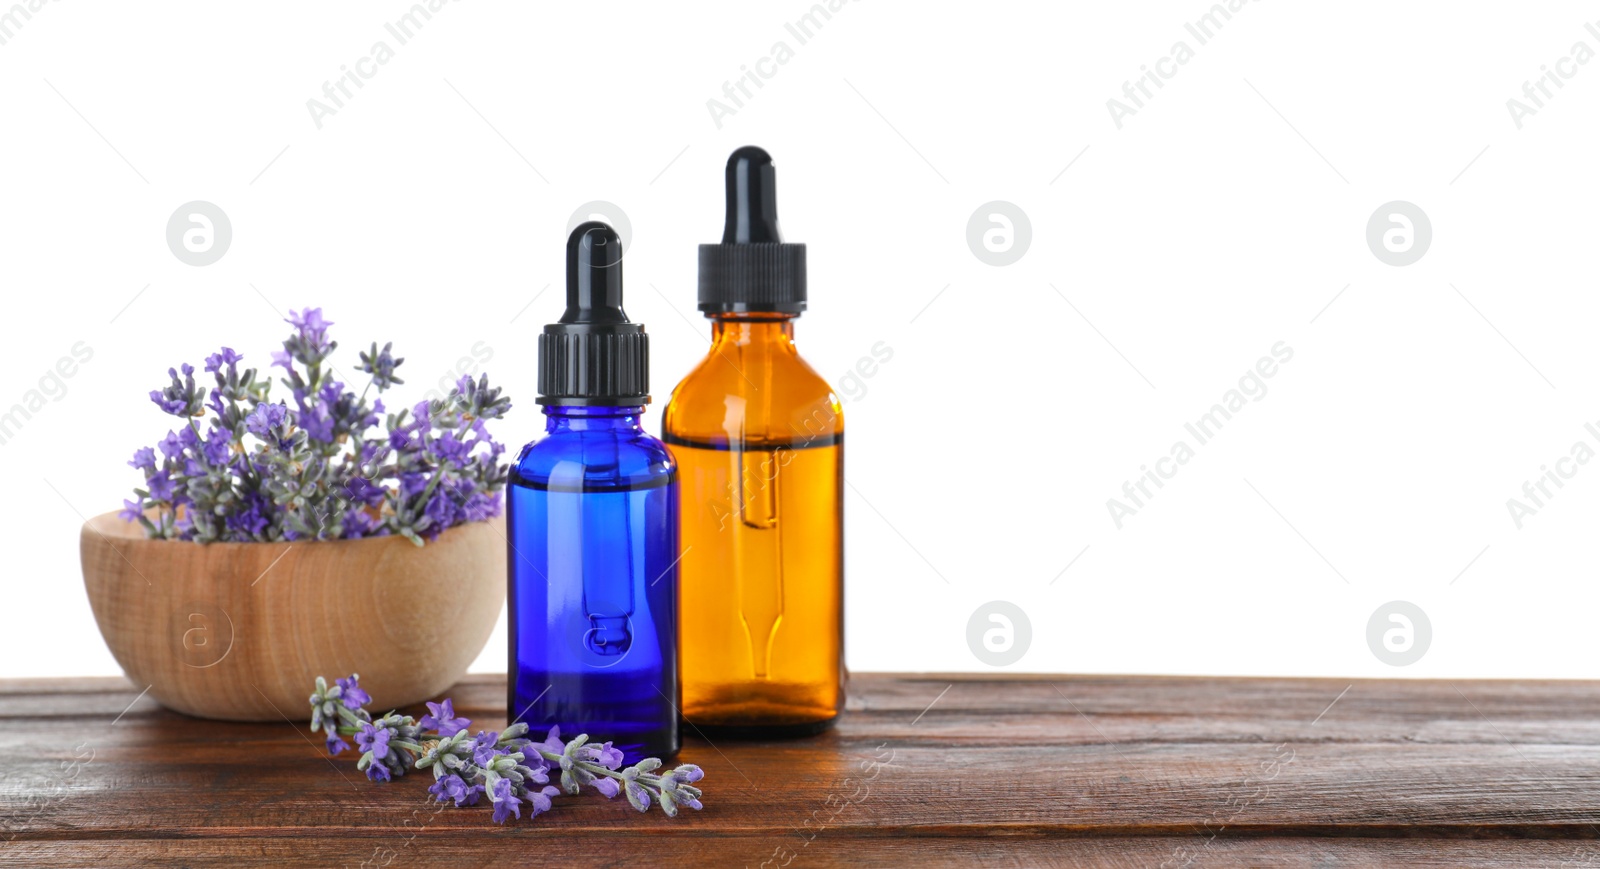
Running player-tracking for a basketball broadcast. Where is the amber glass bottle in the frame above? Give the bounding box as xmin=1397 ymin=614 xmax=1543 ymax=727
xmin=662 ymin=146 xmax=843 ymax=735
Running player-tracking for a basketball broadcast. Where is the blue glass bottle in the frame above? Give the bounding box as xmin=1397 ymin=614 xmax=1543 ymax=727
xmin=507 ymin=222 xmax=680 ymax=762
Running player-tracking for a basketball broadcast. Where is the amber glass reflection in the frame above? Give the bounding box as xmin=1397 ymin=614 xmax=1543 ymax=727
xmin=662 ymin=313 xmax=843 ymax=734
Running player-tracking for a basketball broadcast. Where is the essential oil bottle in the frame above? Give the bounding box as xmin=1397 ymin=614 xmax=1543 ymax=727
xmin=662 ymin=146 xmax=843 ymax=736
xmin=508 ymin=222 xmax=680 ymax=762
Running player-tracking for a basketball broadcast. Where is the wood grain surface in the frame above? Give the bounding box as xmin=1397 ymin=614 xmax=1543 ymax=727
xmin=2 ymin=673 xmax=1598 ymax=867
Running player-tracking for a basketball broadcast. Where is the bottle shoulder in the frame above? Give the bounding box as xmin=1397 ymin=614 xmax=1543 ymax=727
xmin=663 ymin=346 xmax=842 ymax=447
xmin=511 ymin=427 xmax=676 ymax=490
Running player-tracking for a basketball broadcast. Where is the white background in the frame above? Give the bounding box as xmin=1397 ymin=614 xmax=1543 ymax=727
xmin=4 ymin=0 xmax=1598 ymax=680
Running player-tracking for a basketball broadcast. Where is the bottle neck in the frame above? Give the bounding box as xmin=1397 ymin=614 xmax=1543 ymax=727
xmin=542 ymin=405 xmax=646 ymax=434
xmin=710 ymin=312 xmax=797 ymax=348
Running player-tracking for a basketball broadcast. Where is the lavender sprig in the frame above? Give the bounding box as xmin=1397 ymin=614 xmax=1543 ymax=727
xmin=309 ymin=674 xmax=705 ymax=824
xmin=125 ymin=308 xmax=512 ymax=545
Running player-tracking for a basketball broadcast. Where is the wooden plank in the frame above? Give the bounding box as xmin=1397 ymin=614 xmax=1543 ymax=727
xmin=4 ymin=837 xmax=1600 ymax=869
xmin=2 ymin=674 xmax=1598 ymax=867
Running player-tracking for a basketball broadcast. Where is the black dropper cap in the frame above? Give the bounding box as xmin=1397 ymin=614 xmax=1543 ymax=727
xmin=536 ymin=222 xmax=650 ymax=405
xmin=698 ymin=146 xmax=807 ymax=314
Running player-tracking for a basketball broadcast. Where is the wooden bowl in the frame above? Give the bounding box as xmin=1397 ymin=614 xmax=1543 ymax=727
xmin=80 ymin=512 xmax=505 ymax=721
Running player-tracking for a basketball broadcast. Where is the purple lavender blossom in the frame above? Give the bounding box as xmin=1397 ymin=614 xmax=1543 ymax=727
xmin=588 ymin=742 xmax=625 ymax=771
xmin=337 ymin=675 xmax=371 ymax=709
xmin=470 ymin=731 xmax=502 ymax=767
xmin=226 ymin=496 xmax=269 ymax=538
xmin=204 ymin=347 xmax=243 ymax=374
xmin=244 ymin=402 xmax=288 ymax=439
xmin=625 ymin=781 xmax=652 ymax=812
xmin=460 ymin=491 xmax=498 ymax=523
xmin=525 ymin=785 xmax=561 ymax=819
xmin=435 ymin=431 xmax=471 ymax=464
xmin=359 ymin=399 xmax=385 ymax=431
xmin=522 ymin=757 xmax=551 ymax=784
xmin=490 ymin=778 xmax=522 ymax=824
xmin=424 ymin=490 xmax=456 ymax=528
xmin=145 ymin=470 xmax=176 ymax=502
xmin=157 ymin=432 xmax=183 ymax=460
xmin=354 ymin=722 xmax=388 ymax=757
xmin=400 ymin=473 xmax=430 ymax=499
xmin=342 ymin=477 xmax=385 ymax=507
xmin=419 ymin=699 xmax=470 ymax=738
xmin=534 ymin=726 xmax=566 ymax=757
xmin=342 ymin=509 xmax=379 ymax=539
xmin=202 ymin=428 xmax=232 ymax=465
xmin=128 ymin=447 xmax=156 ymax=471
xmin=429 ymin=773 xmax=483 ymax=807
xmin=149 ymin=376 xmax=194 ymax=415
xmin=327 ymin=733 xmax=350 ymax=755
xmin=288 ymin=308 xmax=333 ymax=345
xmin=160 ymin=364 xmax=205 ymax=413
xmin=118 ymin=499 xmax=144 ymax=522
xmin=357 ymin=342 xmax=404 ymax=390
xmin=297 ymin=401 xmax=336 ymax=443
xmin=593 ymin=777 xmax=621 ymax=799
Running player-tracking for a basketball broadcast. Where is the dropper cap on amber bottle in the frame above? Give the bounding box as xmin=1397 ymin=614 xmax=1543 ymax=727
xmin=536 ymin=221 xmax=650 ymax=405
xmin=697 ymin=146 xmax=807 ymax=314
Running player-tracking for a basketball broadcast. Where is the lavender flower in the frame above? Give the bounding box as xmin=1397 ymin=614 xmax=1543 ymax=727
xmin=419 ymin=699 xmax=470 ymax=738
xmin=244 ymin=402 xmax=288 ymax=439
xmin=201 ymin=428 xmax=232 ymax=465
xmin=145 ymin=470 xmax=176 ymax=502
xmin=470 ymin=731 xmax=502 ymax=767
xmin=309 ymin=674 xmax=372 ymax=755
xmin=337 ymin=675 xmax=371 ymax=709
xmin=149 ymin=364 xmax=205 ymax=417
xmin=158 ymin=432 xmax=183 ymax=460
xmin=490 ymin=778 xmax=523 ymax=824
xmin=357 ymin=342 xmax=405 ymax=390
xmin=428 ymin=773 xmax=483 ymax=808
xmin=525 ymin=784 xmax=561 ymax=820
xmin=118 ymin=499 xmax=143 ymax=523
xmin=282 ymin=308 xmax=336 ymax=368
xmin=624 ymin=779 xmax=652 ymax=811
xmin=531 ymin=725 xmax=566 ymax=757
xmin=289 ymin=308 xmax=332 ymax=344
xmin=204 ymin=347 xmax=243 ymax=374
xmin=313 ymin=674 xmax=705 ymax=826
xmin=125 ymin=310 xmax=512 ymax=545
xmin=355 ymin=713 xmax=423 ymax=784
xmin=355 ymin=721 xmax=390 ymax=759
xmin=588 ymin=741 xmax=625 ymax=770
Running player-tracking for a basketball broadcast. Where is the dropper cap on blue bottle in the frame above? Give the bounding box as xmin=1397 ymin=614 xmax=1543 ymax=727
xmin=536 ymin=221 xmax=650 ymax=405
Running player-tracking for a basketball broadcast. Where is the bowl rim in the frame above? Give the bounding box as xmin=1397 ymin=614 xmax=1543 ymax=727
xmin=81 ymin=510 xmax=501 ymax=550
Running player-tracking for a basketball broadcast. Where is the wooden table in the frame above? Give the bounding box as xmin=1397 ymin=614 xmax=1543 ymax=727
xmin=2 ymin=674 xmax=1597 ymax=867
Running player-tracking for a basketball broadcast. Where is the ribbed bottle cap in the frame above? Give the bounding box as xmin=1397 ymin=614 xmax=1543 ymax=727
xmin=698 ymin=146 xmax=807 ymax=314
xmin=536 ymin=222 xmax=650 ymax=405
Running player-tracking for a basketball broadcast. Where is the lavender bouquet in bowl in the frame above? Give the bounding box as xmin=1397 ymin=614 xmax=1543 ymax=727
xmin=80 ymin=307 xmax=513 ymax=721
xmin=126 ymin=307 xmax=511 ymax=545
